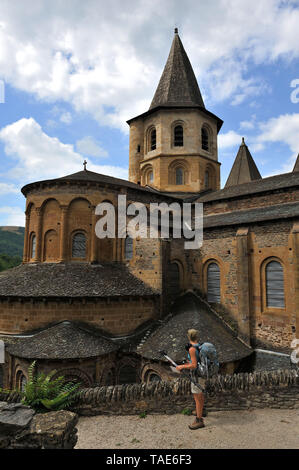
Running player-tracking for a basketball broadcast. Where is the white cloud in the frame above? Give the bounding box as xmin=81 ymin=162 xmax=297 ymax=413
xmin=76 ymin=136 xmax=108 ymax=158
xmin=60 ymin=112 xmax=72 ymax=124
xmin=258 ymin=113 xmax=299 ymax=153
xmin=218 ymin=130 xmax=243 ymax=150
xmin=0 ymin=206 xmax=25 ymax=226
xmin=240 ymin=114 xmax=257 ymax=130
xmin=257 ymin=113 xmax=299 ymax=172
xmin=0 ymin=0 xmax=298 ymax=130
xmin=0 ymin=183 xmax=19 ymax=195
xmin=0 ymin=118 xmax=128 ymax=184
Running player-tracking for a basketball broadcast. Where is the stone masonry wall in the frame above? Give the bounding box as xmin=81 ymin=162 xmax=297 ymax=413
xmin=71 ymin=370 xmax=299 ymax=416
xmin=203 ymin=188 xmax=299 ymax=216
xmin=0 ymin=296 xmax=157 ymax=335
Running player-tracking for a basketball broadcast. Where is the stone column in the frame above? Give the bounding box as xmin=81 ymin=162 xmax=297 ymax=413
xmin=59 ymin=206 xmax=68 ymax=262
xmin=291 ymin=223 xmax=299 ymax=338
xmin=90 ymin=207 xmax=97 ymax=263
xmin=34 ymin=208 xmax=43 ymax=262
xmin=23 ymin=213 xmax=30 ymax=262
xmin=236 ymin=227 xmax=251 ymax=344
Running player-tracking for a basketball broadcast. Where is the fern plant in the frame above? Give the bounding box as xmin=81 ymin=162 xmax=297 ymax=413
xmin=21 ymin=361 xmax=81 ymax=412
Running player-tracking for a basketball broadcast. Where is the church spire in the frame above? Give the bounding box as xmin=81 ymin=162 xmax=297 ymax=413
xmin=149 ymin=30 xmax=205 ymax=110
xmin=293 ymin=154 xmax=299 ymax=172
xmin=225 ymin=138 xmax=262 ymax=187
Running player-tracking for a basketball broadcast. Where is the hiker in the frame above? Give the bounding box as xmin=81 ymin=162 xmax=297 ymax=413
xmin=176 ymin=328 xmax=206 ymax=430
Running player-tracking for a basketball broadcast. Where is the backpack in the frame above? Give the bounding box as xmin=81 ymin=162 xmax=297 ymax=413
xmin=188 ymin=342 xmax=219 ymax=379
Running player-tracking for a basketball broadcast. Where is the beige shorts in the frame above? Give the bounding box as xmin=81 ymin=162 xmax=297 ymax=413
xmin=191 ymin=377 xmax=206 ymax=394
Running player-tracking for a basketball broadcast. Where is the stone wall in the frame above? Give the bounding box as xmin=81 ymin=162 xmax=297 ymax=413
xmin=129 ymin=108 xmax=220 ymax=192
xmin=71 ymin=370 xmax=299 ymax=416
xmin=0 ymin=296 xmax=156 ymax=335
xmin=0 ymin=402 xmax=78 ymax=449
xmin=203 ymin=187 xmax=299 ymax=216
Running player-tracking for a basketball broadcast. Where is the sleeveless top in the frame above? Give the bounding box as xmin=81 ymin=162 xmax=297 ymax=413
xmin=187 ymin=343 xmax=201 ymax=381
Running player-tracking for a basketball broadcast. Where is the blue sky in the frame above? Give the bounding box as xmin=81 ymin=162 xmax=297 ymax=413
xmin=0 ymin=0 xmax=299 ymax=226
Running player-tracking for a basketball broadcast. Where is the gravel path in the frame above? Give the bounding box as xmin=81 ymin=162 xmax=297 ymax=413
xmin=76 ymin=409 xmax=299 ymax=449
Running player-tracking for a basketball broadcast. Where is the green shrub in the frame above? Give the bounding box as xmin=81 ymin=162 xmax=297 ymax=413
xmin=21 ymin=361 xmax=80 ymax=412
xmin=139 ymin=411 xmax=147 ymax=418
xmin=181 ymin=408 xmax=192 ymax=415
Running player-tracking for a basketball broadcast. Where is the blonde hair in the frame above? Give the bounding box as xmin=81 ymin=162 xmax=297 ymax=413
xmin=187 ymin=329 xmax=200 ymax=342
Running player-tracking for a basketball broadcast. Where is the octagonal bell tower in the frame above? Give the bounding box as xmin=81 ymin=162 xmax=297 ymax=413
xmin=127 ymin=29 xmax=223 ymax=193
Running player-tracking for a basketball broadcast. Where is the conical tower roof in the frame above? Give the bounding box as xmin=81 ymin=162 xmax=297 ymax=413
xmin=225 ymin=138 xmax=262 ymax=188
xmin=293 ymin=154 xmax=299 ymax=172
xmin=149 ymin=29 xmax=205 ymax=110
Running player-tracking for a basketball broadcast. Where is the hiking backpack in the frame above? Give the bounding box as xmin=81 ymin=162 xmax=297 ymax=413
xmin=188 ymin=342 xmax=219 ymax=379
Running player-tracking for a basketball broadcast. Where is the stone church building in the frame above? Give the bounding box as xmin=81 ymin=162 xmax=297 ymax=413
xmin=0 ymin=30 xmax=298 ymax=390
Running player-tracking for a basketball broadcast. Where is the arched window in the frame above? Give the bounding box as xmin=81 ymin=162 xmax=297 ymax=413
xmin=20 ymin=374 xmax=27 ymax=392
xmin=31 ymin=234 xmax=36 ymax=259
xmin=148 ymin=171 xmax=154 ymax=183
xmin=176 ymin=167 xmax=184 ymax=185
xmin=266 ymin=261 xmax=285 ymax=308
xmin=125 ymin=236 xmax=133 ymax=260
xmin=72 ymin=232 xmax=87 ymax=259
xmin=202 ymin=127 xmax=209 ymax=151
xmin=168 ymin=262 xmax=181 ymax=296
xmin=204 ymin=171 xmax=210 ymax=189
xmin=148 ymin=372 xmax=162 ymax=383
xmin=150 ymin=128 xmax=156 ymax=151
xmin=174 ymin=125 xmax=184 ymax=147
xmin=105 ymin=370 xmax=114 ymax=386
xmin=207 ymin=262 xmax=221 ymax=303
xmin=118 ymin=365 xmax=137 ymax=385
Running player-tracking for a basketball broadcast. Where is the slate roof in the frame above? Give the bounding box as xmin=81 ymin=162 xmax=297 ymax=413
xmin=225 ymin=139 xmax=262 ymax=188
xmin=4 ymin=321 xmax=118 ymax=359
xmin=293 ymin=154 xmax=299 ymax=172
xmin=22 ymin=169 xmax=159 ymax=197
xmin=126 ymin=33 xmax=223 ymax=132
xmin=137 ymin=293 xmax=252 ymax=364
xmin=0 ymin=262 xmax=159 ymax=298
xmin=203 ymin=201 xmax=299 ymax=228
xmin=149 ymin=31 xmax=205 ymax=110
xmin=196 ymin=171 xmax=299 ymax=204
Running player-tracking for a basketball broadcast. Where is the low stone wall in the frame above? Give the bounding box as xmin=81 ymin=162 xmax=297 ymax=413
xmin=72 ymin=369 xmax=299 ymax=416
xmin=0 ymin=402 xmax=78 ymax=449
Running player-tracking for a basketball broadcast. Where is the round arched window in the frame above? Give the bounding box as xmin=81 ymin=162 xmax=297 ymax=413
xmin=148 ymin=373 xmax=161 ymax=383
xmin=176 ymin=167 xmax=184 ymax=185
xmin=20 ymin=374 xmax=27 ymax=392
xmin=174 ymin=125 xmax=184 ymax=147
xmin=204 ymin=171 xmax=210 ymax=189
xmin=202 ymin=127 xmax=209 ymax=151
xmin=148 ymin=171 xmax=154 ymax=183
xmin=72 ymin=232 xmax=87 ymax=258
xmin=150 ymin=128 xmax=156 ymax=151
xmin=266 ymin=260 xmax=285 ymax=308
xmin=105 ymin=370 xmax=114 ymax=386
xmin=31 ymin=234 xmax=36 ymax=259
xmin=207 ymin=262 xmax=221 ymax=303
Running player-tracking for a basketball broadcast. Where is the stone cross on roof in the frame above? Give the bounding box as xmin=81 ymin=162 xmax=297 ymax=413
xmin=83 ymin=160 xmax=87 ymax=171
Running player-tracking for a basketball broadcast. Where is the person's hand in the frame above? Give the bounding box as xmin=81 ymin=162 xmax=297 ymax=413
xmin=176 ymin=365 xmax=184 ymax=372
